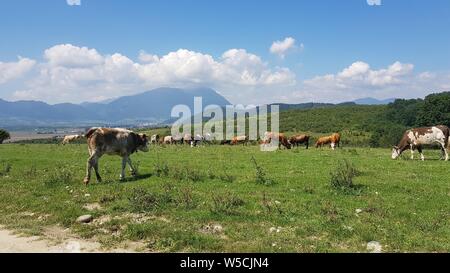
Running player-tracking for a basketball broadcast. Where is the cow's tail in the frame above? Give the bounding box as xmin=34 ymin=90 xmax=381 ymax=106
xmin=85 ymin=127 xmax=99 ymax=139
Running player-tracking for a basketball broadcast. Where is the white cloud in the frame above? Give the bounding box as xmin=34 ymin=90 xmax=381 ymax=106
xmin=293 ymin=61 xmax=449 ymax=103
xmin=367 ymin=0 xmax=381 ymax=6
xmin=270 ymin=37 xmax=300 ymax=59
xmin=44 ymin=44 xmax=103 ymax=67
xmin=67 ymin=0 xmax=81 ymax=6
xmin=5 ymin=44 xmax=295 ymax=104
xmin=0 ymin=57 xmax=36 ymax=84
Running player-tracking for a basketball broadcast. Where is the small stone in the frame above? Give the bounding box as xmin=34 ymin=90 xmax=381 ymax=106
xmin=274 ymin=201 xmax=281 ymax=205
xmin=269 ymin=227 xmax=277 ymax=233
xmin=355 ymin=209 xmax=363 ymax=214
xmin=367 ymin=241 xmax=382 ymax=253
xmin=213 ymin=224 xmax=223 ymax=233
xmin=84 ymin=193 xmax=91 ymax=197
xmin=76 ymin=215 xmax=93 ymax=223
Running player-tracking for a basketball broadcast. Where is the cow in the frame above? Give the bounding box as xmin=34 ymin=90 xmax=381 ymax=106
xmin=172 ymin=135 xmax=184 ymax=145
xmin=83 ymin=128 xmax=149 ymax=185
xmin=183 ymin=134 xmax=193 ymax=145
xmin=163 ymin=136 xmax=174 ymax=144
xmin=62 ymin=134 xmax=84 ymax=145
xmin=191 ymin=134 xmax=204 ymax=147
xmin=392 ymin=125 xmax=449 ymax=161
xmin=331 ymin=133 xmax=341 ymax=149
xmin=231 ymin=135 xmax=249 ymax=145
xmin=289 ymin=134 xmax=310 ymax=149
xmin=315 ymin=133 xmax=340 ymax=150
xmin=263 ymin=132 xmax=291 ymax=149
xmin=150 ymin=134 xmax=160 ymax=144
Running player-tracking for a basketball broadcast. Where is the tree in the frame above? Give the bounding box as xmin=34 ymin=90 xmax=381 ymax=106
xmin=0 ymin=129 xmax=10 ymax=144
xmin=416 ymin=92 xmax=450 ymax=127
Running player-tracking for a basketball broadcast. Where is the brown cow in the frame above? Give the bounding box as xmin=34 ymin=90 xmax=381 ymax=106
xmin=83 ymin=128 xmax=149 ymax=185
xmin=289 ymin=134 xmax=310 ymax=149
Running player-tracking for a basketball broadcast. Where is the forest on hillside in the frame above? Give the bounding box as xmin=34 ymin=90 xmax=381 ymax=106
xmin=280 ymin=92 xmax=450 ymax=147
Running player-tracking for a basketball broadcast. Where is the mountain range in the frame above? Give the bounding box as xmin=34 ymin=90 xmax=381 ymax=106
xmin=0 ymin=87 xmax=396 ymax=129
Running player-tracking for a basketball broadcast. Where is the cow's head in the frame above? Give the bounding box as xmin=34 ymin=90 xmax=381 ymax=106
xmin=391 ymin=146 xmax=400 ymax=159
xmin=137 ymin=134 xmax=149 ymax=152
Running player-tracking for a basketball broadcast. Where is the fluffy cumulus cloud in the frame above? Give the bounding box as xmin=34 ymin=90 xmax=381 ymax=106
xmin=4 ymin=44 xmax=295 ymax=103
xmin=2 ymin=44 xmax=449 ymax=105
xmin=295 ymin=61 xmax=449 ymax=103
xmin=270 ymin=37 xmax=301 ymax=59
xmin=0 ymin=57 xmax=36 ymax=84
xmin=367 ymin=0 xmax=382 ymax=6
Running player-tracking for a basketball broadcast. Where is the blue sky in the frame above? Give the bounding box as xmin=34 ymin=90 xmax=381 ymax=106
xmin=0 ymin=0 xmax=449 ymax=104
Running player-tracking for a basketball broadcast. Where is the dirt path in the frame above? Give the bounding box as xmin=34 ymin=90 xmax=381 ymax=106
xmin=0 ymin=228 xmax=102 ymax=253
xmin=0 ymin=226 xmax=139 ymax=253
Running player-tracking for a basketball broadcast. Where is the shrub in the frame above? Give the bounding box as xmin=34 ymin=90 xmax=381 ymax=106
xmin=329 ymin=160 xmax=361 ymax=193
xmin=251 ymin=156 xmax=276 ymax=186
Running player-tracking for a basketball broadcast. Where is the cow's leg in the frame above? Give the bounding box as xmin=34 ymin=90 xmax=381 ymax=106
xmin=410 ymin=145 xmax=416 ymax=160
xmin=120 ymin=156 xmax=127 ymax=181
xmin=127 ymin=157 xmax=137 ymax=176
xmin=93 ymin=159 xmax=102 ymax=182
xmin=440 ymin=142 xmax=449 ymax=161
xmin=417 ymin=146 xmax=425 ymax=161
xmin=84 ymin=152 xmax=100 ymax=185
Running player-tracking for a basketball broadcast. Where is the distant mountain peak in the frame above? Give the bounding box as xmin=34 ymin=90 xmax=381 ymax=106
xmin=353 ymin=97 xmax=396 ymax=105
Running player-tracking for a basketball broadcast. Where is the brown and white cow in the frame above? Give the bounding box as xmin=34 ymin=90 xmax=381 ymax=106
xmin=315 ymin=133 xmax=340 ymax=150
xmin=263 ymin=132 xmax=291 ymax=149
xmin=83 ymin=128 xmax=149 ymax=185
xmin=150 ymin=134 xmax=160 ymax=144
xmin=392 ymin=125 xmax=449 ymax=161
xmin=231 ymin=135 xmax=249 ymax=145
xmin=289 ymin=134 xmax=310 ymax=149
xmin=62 ymin=134 xmax=84 ymax=145
xmin=163 ymin=135 xmax=174 ymax=144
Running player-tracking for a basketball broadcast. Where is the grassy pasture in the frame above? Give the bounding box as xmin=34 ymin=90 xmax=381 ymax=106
xmin=0 ymin=143 xmax=449 ymax=252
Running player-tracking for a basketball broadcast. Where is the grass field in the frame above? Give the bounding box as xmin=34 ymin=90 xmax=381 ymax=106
xmin=0 ymin=143 xmax=449 ymax=252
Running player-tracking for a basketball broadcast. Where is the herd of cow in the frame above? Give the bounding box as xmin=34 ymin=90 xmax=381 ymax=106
xmin=147 ymin=132 xmax=341 ymax=150
xmin=57 ymin=125 xmax=450 ymax=185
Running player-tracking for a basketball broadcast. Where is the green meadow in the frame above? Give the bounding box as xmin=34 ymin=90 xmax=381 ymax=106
xmin=0 ymin=143 xmax=448 ymax=252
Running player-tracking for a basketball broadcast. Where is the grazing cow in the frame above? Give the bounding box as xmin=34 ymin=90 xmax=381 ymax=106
xmin=172 ymin=135 xmax=184 ymax=145
xmin=392 ymin=125 xmax=449 ymax=161
xmin=263 ymin=132 xmax=291 ymax=149
xmin=83 ymin=128 xmax=149 ymax=185
xmin=231 ymin=135 xmax=249 ymax=145
xmin=150 ymin=134 xmax=160 ymax=144
xmin=331 ymin=133 xmax=341 ymax=149
xmin=315 ymin=136 xmax=332 ymax=148
xmin=163 ymin=136 xmax=174 ymax=144
xmin=183 ymin=134 xmax=194 ymax=145
xmin=315 ymin=133 xmax=340 ymax=150
xmin=220 ymin=140 xmax=232 ymax=145
xmin=62 ymin=134 xmax=84 ymax=145
xmin=192 ymin=134 xmax=204 ymax=147
xmin=289 ymin=134 xmax=310 ymax=149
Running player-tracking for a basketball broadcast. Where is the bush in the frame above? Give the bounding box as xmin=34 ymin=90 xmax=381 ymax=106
xmin=329 ymin=160 xmax=361 ymax=194
xmin=251 ymin=156 xmax=276 ymax=186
